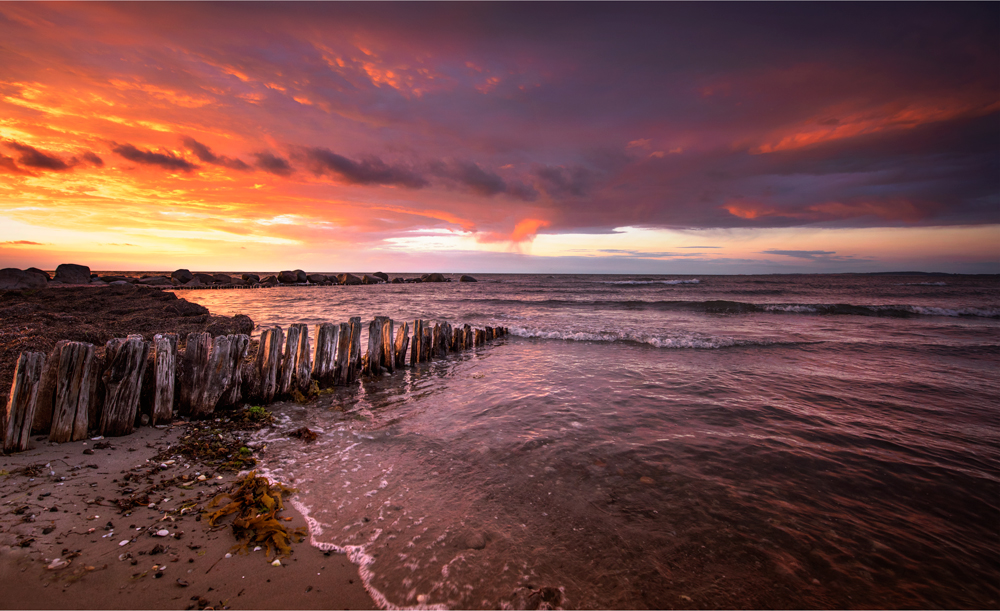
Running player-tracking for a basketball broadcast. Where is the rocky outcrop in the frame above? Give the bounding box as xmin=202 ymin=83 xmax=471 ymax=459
xmin=421 ymin=273 xmax=448 ymax=283
xmin=460 ymin=275 xmax=478 ymax=282
xmin=337 ymin=273 xmax=363 ymax=286
xmin=26 ymin=267 xmax=50 ymax=280
xmin=307 ymin=274 xmax=328 ymax=283
xmin=295 ymin=269 xmax=307 ymax=283
xmin=0 ymin=268 xmax=49 ymax=290
xmin=373 ymin=272 xmax=389 ymax=282
xmin=171 ymin=269 xmax=194 ymax=283
xmin=53 ymin=263 xmax=90 ymax=285
xmin=242 ymin=273 xmax=260 ymax=283
xmin=277 ymin=270 xmax=297 ymax=284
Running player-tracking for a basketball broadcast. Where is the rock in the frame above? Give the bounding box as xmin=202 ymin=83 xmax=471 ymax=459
xmin=391 ymin=278 xmax=404 ymax=284
xmin=26 ymin=267 xmax=50 ymax=280
xmin=53 ymin=263 xmax=91 ymax=284
xmin=277 ymin=270 xmax=297 ymax=284
xmin=260 ymin=275 xmax=277 ymax=284
xmin=193 ymin=273 xmax=215 ymax=284
xmin=101 ymin=275 xmax=130 ymax=283
xmin=184 ymin=277 xmax=202 ymax=287
xmin=361 ymin=274 xmax=382 ymax=284
xmin=171 ymin=269 xmax=194 ymax=283
xmin=242 ymin=273 xmax=260 ymax=283
xmin=464 ymin=531 xmax=487 ymax=549
xmin=138 ymin=276 xmax=171 ymax=286
xmin=307 ymin=274 xmax=327 ymax=283
xmin=510 ymin=586 xmax=562 ymax=610
xmin=164 ymin=300 xmax=209 ymax=317
xmin=460 ymin=275 xmax=478 ymax=282
xmin=233 ymin=314 xmax=254 ymax=335
xmin=295 ymin=269 xmax=307 ymax=283
xmin=422 ymin=273 xmax=447 ymax=283
xmin=212 ymin=273 xmax=234 ymax=284
xmin=337 ymin=273 xmax=362 ymax=286
xmin=109 ymin=280 xmax=131 ymax=286
xmin=373 ymin=272 xmax=389 ymax=282
xmin=0 ymin=268 xmax=48 ymax=289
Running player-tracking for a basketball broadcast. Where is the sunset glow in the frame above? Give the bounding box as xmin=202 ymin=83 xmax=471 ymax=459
xmin=1 ymin=2 xmax=997 ymax=273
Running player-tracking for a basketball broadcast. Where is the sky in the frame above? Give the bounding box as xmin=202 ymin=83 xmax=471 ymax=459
xmin=0 ymin=2 xmax=998 ymax=274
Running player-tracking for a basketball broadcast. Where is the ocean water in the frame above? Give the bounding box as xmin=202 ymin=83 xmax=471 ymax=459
xmin=176 ymin=274 xmax=1000 ymax=609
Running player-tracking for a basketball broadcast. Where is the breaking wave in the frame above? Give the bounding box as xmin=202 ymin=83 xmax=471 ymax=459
xmin=597 ymin=278 xmax=701 ymax=285
xmin=507 ymin=326 xmax=790 ymax=349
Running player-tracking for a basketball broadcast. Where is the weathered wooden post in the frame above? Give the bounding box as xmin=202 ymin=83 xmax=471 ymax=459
xmin=464 ymin=324 xmax=473 ymax=349
xmin=453 ymin=327 xmax=464 ymax=351
xmin=364 ymin=317 xmax=385 ymax=377
xmin=99 ymin=335 xmax=149 ymax=437
xmin=179 ymin=332 xmax=211 ymax=415
xmin=312 ymin=323 xmax=338 ymax=387
xmin=279 ymin=324 xmax=303 ymax=396
xmin=335 ymin=322 xmax=352 ymax=385
xmin=295 ymin=325 xmax=311 ymax=393
xmin=3 ymin=352 xmax=45 ymax=453
xmin=381 ymin=317 xmax=394 ymax=374
xmin=152 ymin=333 xmax=177 ymax=425
xmin=421 ymin=323 xmax=433 ymax=362
xmin=49 ymin=342 xmax=97 ymax=443
xmin=348 ymin=317 xmax=362 ymax=383
xmin=255 ymin=327 xmax=284 ymax=403
xmin=410 ymin=320 xmax=424 ymax=365
xmin=218 ymin=334 xmax=250 ymax=409
xmin=31 ymin=342 xmax=65 ymax=434
xmin=475 ymin=329 xmax=485 ymax=346
xmin=394 ymin=322 xmax=409 ymax=369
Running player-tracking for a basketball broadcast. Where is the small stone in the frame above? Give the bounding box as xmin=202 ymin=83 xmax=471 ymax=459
xmin=464 ymin=531 xmax=486 ymax=550
xmin=271 ymin=558 xmax=281 ymax=567
xmin=639 ymin=476 xmax=656 ymax=485
xmin=156 ymin=529 xmax=170 ymax=537
xmin=120 ymin=540 xmax=130 ymax=546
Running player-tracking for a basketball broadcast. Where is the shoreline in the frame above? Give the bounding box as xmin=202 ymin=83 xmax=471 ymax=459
xmin=0 ymin=421 xmax=375 ymax=610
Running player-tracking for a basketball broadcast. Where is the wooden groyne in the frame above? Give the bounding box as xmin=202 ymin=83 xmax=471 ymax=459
xmin=1 ymin=318 xmax=508 ymax=453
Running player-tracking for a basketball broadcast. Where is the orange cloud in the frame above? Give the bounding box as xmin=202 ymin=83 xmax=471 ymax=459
xmin=478 ymin=218 xmax=550 ymax=243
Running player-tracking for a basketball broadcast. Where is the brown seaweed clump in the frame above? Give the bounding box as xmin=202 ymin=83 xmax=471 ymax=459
xmin=204 ymin=471 xmax=306 ymax=559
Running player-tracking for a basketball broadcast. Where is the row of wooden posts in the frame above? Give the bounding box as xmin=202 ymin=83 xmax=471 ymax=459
xmin=2 ymin=318 xmax=509 ymax=453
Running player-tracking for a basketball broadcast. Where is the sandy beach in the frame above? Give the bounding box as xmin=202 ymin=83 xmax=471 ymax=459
xmin=0 ymin=422 xmax=375 ymax=610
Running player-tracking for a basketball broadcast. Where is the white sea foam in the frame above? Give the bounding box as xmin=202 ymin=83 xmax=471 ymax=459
xmin=508 ymin=326 xmax=772 ymax=349
xmin=598 ymin=278 xmax=700 ymax=285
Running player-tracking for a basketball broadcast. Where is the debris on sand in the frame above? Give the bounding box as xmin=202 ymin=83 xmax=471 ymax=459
xmin=204 ymin=471 xmax=306 ymax=560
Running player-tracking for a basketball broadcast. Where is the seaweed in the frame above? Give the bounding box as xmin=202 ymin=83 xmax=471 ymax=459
xmin=204 ymin=471 xmax=306 ymax=559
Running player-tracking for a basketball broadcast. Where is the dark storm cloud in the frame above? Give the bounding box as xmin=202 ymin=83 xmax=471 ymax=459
xmin=294 ymin=147 xmax=427 ymax=188
xmin=4 ymin=141 xmax=75 ymax=171
xmin=183 ymin=137 xmax=251 ymax=171
xmin=430 ymin=161 xmax=537 ymax=201
xmin=81 ymin=151 xmax=104 ymax=167
xmin=252 ymin=151 xmax=293 ymax=176
xmin=534 ymin=166 xmax=594 ymax=198
xmin=112 ymin=143 xmax=198 ymax=172
xmin=0 ymin=153 xmax=34 ymax=176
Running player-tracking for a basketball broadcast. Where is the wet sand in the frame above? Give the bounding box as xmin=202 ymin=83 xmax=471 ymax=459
xmin=0 ymin=424 xmax=375 ymax=610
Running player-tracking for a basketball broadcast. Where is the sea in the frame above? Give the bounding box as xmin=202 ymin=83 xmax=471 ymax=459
xmin=171 ymin=273 xmax=1000 ymax=609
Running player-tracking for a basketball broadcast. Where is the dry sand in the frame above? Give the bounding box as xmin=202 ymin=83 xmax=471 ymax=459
xmin=0 ymin=424 xmax=375 ymax=610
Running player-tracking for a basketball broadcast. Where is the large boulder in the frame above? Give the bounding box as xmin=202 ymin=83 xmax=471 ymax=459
xmin=361 ymin=274 xmax=382 ymax=284
xmin=260 ymin=275 xmax=278 ymax=286
xmin=421 ymin=273 xmax=447 ymax=283
xmin=194 ymin=273 xmax=216 ymax=284
xmin=53 ymin=263 xmax=91 ymax=284
xmin=307 ymin=273 xmax=327 ymax=283
xmin=26 ymin=267 xmax=50 ymax=280
xmin=337 ymin=273 xmax=362 ymax=286
xmin=295 ymin=269 xmax=307 ymax=283
xmin=171 ymin=269 xmax=194 ymax=283
xmin=277 ymin=270 xmax=297 ymax=284
xmin=242 ymin=273 xmax=260 ymax=283
xmin=459 ymin=275 xmax=478 ymax=282
xmin=0 ymin=268 xmax=48 ymax=290
xmin=212 ymin=273 xmax=234 ymax=284
xmin=391 ymin=277 xmax=405 ymax=284
xmin=184 ymin=277 xmax=203 ymax=287
xmin=373 ymin=271 xmax=389 ymax=282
